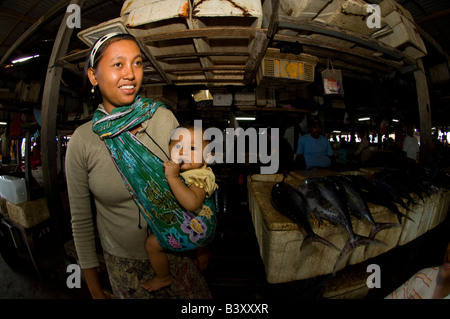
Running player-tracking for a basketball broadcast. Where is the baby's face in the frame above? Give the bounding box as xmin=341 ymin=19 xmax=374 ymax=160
xmin=169 ymin=127 xmax=206 ymax=171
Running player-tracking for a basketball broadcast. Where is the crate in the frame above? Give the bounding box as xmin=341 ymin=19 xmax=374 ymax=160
xmin=324 ymin=0 xmax=386 ymax=37
xmin=77 ymin=17 xmax=128 ymax=47
xmin=262 ymin=0 xmax=332 ymax=28
xmin=320 ymin=263 xmax=370 ymax=299
xmin=0 ymin=197 xmax=8 ymax=217
xmin=191 ymin=0 xmax=262 ymax=29
xmin=377 ymin=13 xmax=427 ymax=60
xmin=257 ymin=49 xmax=317 ymax=88
xmin=6 ymin=197 xmax=50 ymax=229
xmin=121 ymin=0 xmax=190 ymax=27
xmin=248 ymin=173 xmax=344 ymax=283
xmin=379 ymin=0 xmax=414 ymax=23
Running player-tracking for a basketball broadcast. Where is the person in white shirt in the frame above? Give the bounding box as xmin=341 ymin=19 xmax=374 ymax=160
xmin=402 ymin=123 xmax=420 ymax=165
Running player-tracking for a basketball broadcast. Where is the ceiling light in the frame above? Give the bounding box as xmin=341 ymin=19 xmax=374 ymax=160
xmin=11 ymin=54 xmax=39 ymax=64
xmin=235 ymin=117 xmax=255 ymax=121
xmin=358 ymin=117 xmax=371 ymax=121
xmin=392 ymin=119 xmax=399 ymax=122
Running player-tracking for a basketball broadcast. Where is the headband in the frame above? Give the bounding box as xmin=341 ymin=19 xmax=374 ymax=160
xmin=89 ymin=32 xmax=121 ymax=67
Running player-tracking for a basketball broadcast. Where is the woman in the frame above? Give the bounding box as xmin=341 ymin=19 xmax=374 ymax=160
xmin=385 ymin=238 xmax=450 ymax=299
xmin=65 ymin=33 xmax=211 ymax=299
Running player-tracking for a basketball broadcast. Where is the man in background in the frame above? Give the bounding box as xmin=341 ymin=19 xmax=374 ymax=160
xmin=295 ymin=119 xmax=334 ymax=170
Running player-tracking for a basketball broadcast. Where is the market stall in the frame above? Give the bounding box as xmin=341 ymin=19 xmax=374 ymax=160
xmin=247 ymin=169 xmax=450 ymax=283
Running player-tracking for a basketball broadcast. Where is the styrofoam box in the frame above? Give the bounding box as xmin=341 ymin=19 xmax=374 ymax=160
xmin=263 ymin=0 xmax=332 ymax=28
xmin=247 ymin=171 xmax=448 ymax=283
xmin=213 ymin=93 xmax=233 ymax=106
xmin=378 ymin=14 xmax=426 ymax=54
xmin=0 ymin=175 xmax=27 ymax=204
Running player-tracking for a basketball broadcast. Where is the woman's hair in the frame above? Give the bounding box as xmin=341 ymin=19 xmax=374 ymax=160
xmin=83 ymin=33 xmax=139 ymax=104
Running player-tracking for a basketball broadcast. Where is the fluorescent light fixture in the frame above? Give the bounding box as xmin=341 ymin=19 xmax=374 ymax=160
xmin=0 ymin=122 xmax=6 ymax=125
xmin=11 ymin=54 xmax=39 ymax=64
xmin=392 ymin=119 xmax=399 ymax=122
xmin=332 ymin=130 xmax=341 ymax=133
xmin=235 ymin=117 xmax=255 ymax=121
xmin=358 ymin=117 xmax=371 ymax=121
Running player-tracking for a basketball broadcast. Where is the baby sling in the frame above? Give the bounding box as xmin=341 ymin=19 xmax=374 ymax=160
xmin=92 ymin=96 xmax=216 ymax=252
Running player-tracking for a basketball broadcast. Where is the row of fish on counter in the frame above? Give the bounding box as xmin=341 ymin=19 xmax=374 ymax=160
xmin=271 ymin=165 xmax=450 ymax=273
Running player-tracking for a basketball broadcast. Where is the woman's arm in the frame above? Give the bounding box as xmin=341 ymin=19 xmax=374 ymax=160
xmin=163 ymin=161 xmax=206 ymax=211
xmin=82 ymin=268 xmax=108 ymax=299
xmin=65 ymin=127 xmax=103 ymax=298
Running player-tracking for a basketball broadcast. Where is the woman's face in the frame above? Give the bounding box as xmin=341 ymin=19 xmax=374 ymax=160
xmin=88 ymin=39 xmax=143 ymax=113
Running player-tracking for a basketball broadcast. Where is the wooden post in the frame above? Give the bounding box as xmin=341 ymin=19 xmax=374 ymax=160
xmin=24 ymin=132 xmax=31 ymax=201
xmin=41 ymin=0 xmax=85 ymax=244
xmin=413 ymin=59 xmax=432 ymax=164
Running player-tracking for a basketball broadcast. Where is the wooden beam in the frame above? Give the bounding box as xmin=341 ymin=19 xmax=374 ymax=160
xmin=154 ymin=51 xmax=250 ymax=60
xmin=414 ymin=59 xmax=432 ymax=164
xmin=277 ymin=16 xmax=415 ymax=65
xmin=274 ymin=33 xmax=404 ymax=70
xmin=0 ymin=1 xmax=70 ymax=65
xmin=135 ymin=41 xmax=173 ymax=85
xmin=244 ymin=0 xmax=279 ymax=82
xmin=137 ymin=27 xmax=258 ymax=43
xmin=41 ymin=0 xmax=85 ymax=243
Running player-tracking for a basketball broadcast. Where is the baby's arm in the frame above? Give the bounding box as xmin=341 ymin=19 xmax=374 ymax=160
xmin=163 ymin=161 xmax=206 ymax=212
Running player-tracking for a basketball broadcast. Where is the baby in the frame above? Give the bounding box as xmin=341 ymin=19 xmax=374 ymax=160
xmin=142 ymin=123 xmax=218 ymax=292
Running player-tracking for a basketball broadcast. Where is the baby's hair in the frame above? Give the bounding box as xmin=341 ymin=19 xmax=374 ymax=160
xmin=170 ymin=121 xmax=212 ymax=144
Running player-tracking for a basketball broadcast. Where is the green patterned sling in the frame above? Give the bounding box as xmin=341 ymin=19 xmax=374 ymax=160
xmin=92 ymin=96 xmax=216 ymax=252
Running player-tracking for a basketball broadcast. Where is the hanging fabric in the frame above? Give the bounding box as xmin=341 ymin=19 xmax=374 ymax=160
xmin=92 ymin=96 xmax=217 ymax=252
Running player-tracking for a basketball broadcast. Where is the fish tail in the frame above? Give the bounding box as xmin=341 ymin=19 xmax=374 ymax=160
xmin=368 ymin=222 xmax=401 ymax=239
xmin=300 ymin=232 xmax=340 ymax=252
xmin=397 ymin=211 xmax=415 ymax=224
xmin=332 ymin=235 xmax=387 ymax=275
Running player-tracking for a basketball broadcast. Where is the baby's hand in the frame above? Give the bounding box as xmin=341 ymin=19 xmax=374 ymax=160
xmin=163 ymin=160 xmax=181 ymax=179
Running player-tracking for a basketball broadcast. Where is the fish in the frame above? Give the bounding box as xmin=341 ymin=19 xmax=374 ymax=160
xmin=375 ymin=169 xmax=429 ymax=203
xmin=325 ymin=175 xmax=401 ymax=239
xmin=372 ymin=179 xmax=416 ymax=213
xmin=298 ymin=177 xmax=386 ymax=274
xmin=271 ymin=181 xmax=339 ymax=252
xmin=344 ymin=174 xmax=413 ymax=224
xmin=380 ymin=178 xmax=419 ymax=207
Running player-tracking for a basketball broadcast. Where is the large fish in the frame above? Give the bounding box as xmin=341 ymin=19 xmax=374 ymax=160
xmin=298 ymin=178 xmax=386 ymax=274
xmin=372 ymin=179 xmax=418 ymax=214
xmin=344 ymin=174 xmax=412 ymax=224
xmin=325 ymin=175 xmax=400 ymax=239
xmin=271 ymin=181 xmax=339 ymax=252
xmin=380 ymin=178 xmax=419 ymax=207
xmin=374 ymin=169 xmax=430 ymax=203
